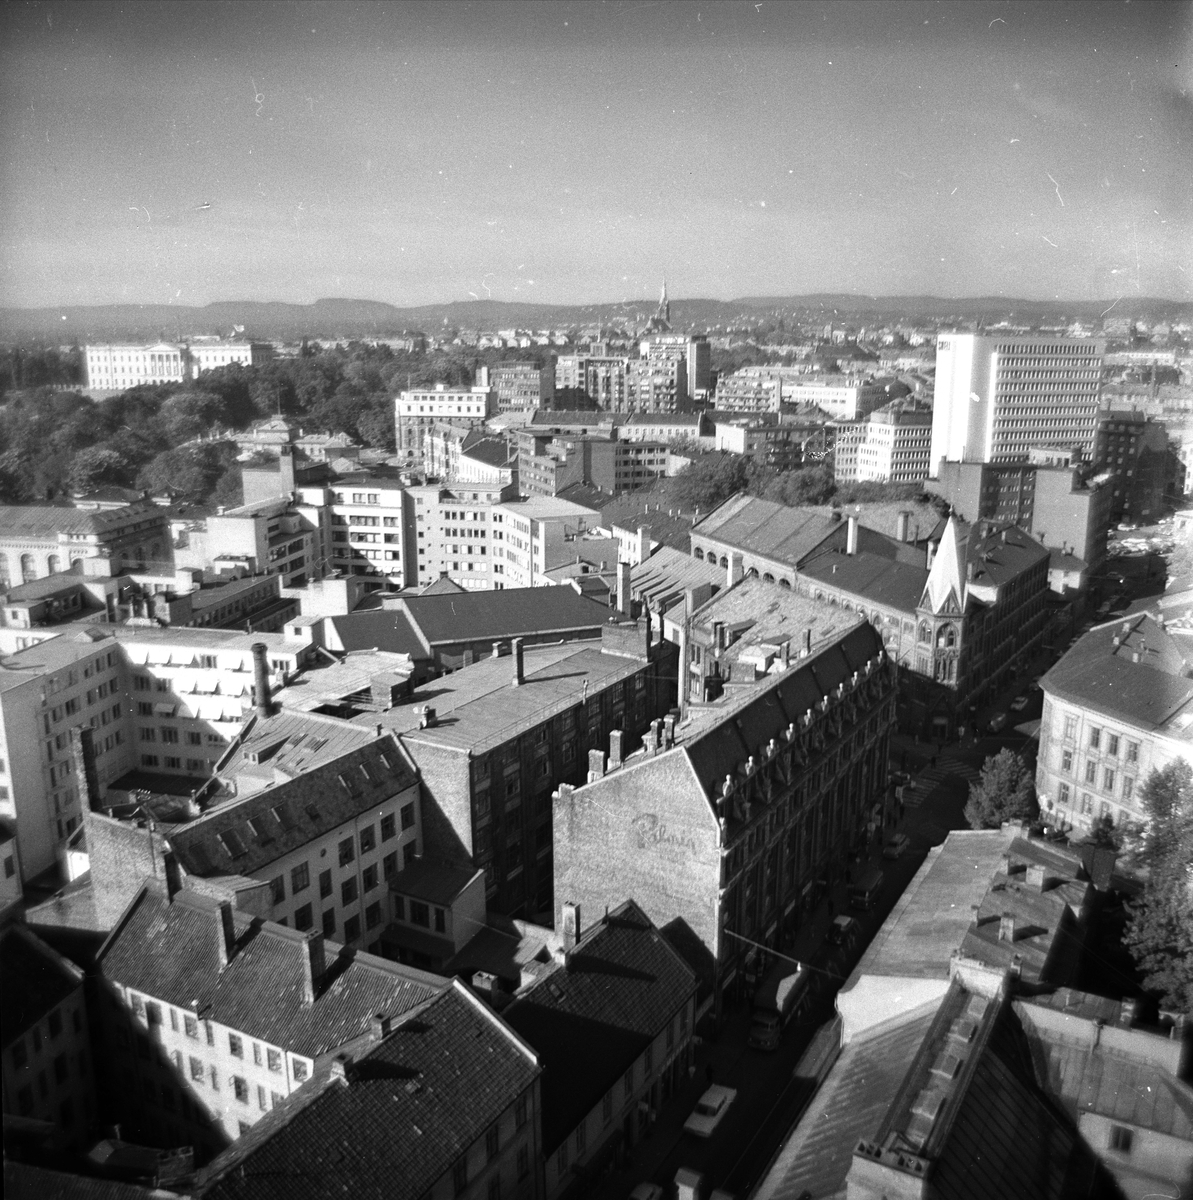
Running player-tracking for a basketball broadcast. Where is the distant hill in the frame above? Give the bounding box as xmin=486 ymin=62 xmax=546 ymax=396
xmin=1 ymin=293 xmax=1188 ymax=344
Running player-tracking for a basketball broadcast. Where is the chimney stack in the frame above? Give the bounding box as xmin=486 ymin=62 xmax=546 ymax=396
xmin=846 ymin=514 xmax=858 ymax=556
xmin=618 ymin=561 xmax=632 ymax=616
xmin=896 ymin=510 xmax=910 ymax=543
xmin=70 ymin=727 xmax=101 ymax=812
xmin=417 ymin=705 xmax=437 ymax=729
xmin=301 ymin=930 xmax=326 ymax=1006
xmin=587 ymin=749 xmax=606 ymax=781
xmin=369 ymin=1013 xmax=392 ymax=1040
xmin=637 ymin=524 xmax=651 ymax=564
xmin=164 ymin=852 xmax=183 ymax=901
xmin=608 ymin=729 xmax=624 ymax=770
xmin=216 ymin=900 xmax=236 ymax=969
xmin=512 ymin=638 xmax=524 ymax=686
xmin=804 ymin=627 xmax=812 ymax=657
xmin=492 ymin=641 xmax=502 ymax=659
xmin=663 ymin=713 xmax=677 ymax=748
xmin=998 ymin=912 xmax=1016 ymax=943
xmin=727 ymin=552 xmax=744 ymax=588
xmin=927 ymin=540 xmax=938 ymax=569
xmin=1025 ymin=863 xmax=1048 ymax=892
xmin=251 ymin=642 xmax=272 ymax=718
xmin=561 ymin=902 xmax=581 ymax=954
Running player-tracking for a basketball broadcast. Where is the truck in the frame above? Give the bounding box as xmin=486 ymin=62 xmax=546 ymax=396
xmin=747 ymin=962 xmax=812 ymax=1050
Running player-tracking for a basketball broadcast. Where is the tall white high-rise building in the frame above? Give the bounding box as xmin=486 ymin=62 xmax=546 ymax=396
xmin=930 ymin=334 xmax=1104 ymax=470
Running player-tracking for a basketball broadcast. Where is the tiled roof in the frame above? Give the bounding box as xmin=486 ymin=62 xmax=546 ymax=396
xmin=0 ymin=926 xmax=83 ymax=1043
xmin=531 ymin=410 xmax=626 ymax=427
xmin=417 ymin=575 xmax=468 ymax=595
xmin=394 ymin=587 xmax=611 ymax=647
xmin=631 ymin=546 xmax=723 ymax=611
xmin=1042 ymin=614 xmax=1193 ymax=738
xmin=0 ymin=575 xmax=89 ymax=604
xmin=0 ymin=500 xmax=161 ymax=539
xmin=195 ymin=983 xmax=540 ymax=1200
xmin=462 ymin=438 xmax=516 ymax=469
xmin=4 ymin=1161 xmax=180 ymax=1200
xmin=963 ymin=522 xmax=1050 ymax=588
xmin=98 ymin=883 xmax=446 ymax=1058
xmin=173 ymin=734 xmax=417 ymax=878
xmin=502 ymin=901 xmax=696 ymax=1152
xmin=215 ymin=709 xmax=382 ymax=783
xmin=799 ymin=551 xmax=928 ymax=613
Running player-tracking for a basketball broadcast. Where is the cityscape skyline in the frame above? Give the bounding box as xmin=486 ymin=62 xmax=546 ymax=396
xmin=1 ymin=0 xmax=1191 ymax=310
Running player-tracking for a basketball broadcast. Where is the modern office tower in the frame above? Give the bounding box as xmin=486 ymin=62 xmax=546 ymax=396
xmin=930 ymin=334 xmax=1104 ymax=469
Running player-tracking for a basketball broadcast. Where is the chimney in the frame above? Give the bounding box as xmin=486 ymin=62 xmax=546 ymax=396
xmin=637 ymin=524 xmax=651 ymax=564
xmin=662 ymin=713 xmax=677 ymax=748
xmin=998 ymin=912 xmax=1016 ymax=943
xmin=561 ymin=902 xmax=581 ymax=954
xmin=369 ymin=1013 xmax=392 ymax=1039
xmin=618 ymin=561 xmax=632 ymax=616
xmin=609 ymin=729 xmax=624 ymax=770
xmin=644 ymin=718 xmax=662 ymax=756
xmin=492 ymin=641 xmax=502 ymax=659
xmin=301 ymin=930 xmax=326 ymax=1006
xmin=896 ymin=510 xmax=911 ymax=543
xmin=1025 ymin=863 xmax=1048 ymax=892
xmin=804 ymin=627 xmax=812 ymax=657
xmin=926 ymin=540 xmax=937 ymax=569
xmin=251 ymin=642 xmax=272 ymax=718
xmin=713 ymin=621 xmax=726 ymax=653
xmin=727 ymin=552 xmax=744 ymax=587
xmin=216 ymin=900 xmax=236 ymax=969
xmin=164 ymin=852 xmax=183 ymax=900
xmin=70 ymin=727 xmax=101 ymax=812
xmin=512 ymin=637 xmax=524 ymax=686
xmin=587 ymin=749 xmax=606 ymax=781
xmin=966 ymin=561 xmax=975 ymax=582
xmin=846 ymin=514 xmax=858 ymax=556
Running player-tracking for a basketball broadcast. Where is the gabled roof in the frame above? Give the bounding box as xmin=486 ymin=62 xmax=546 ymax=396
xmin=195 ymin=983 xmax=540 ymax=1200
xmin=502 ymin=901 xmax=695 ymax=1152
xmin=393 ymin=587 xmax=612 ymax=647
xmin=631 ymin=546 xmax=723 ymax=611
xmin=325 ymin=608 xmax=428 ymax=656
xmin=461 ymin=437 xmax=516 ymax=469
xmin=693 ymin=495 xmax=840 ymax=566
xmin=0 ymin=500 xmax=161 ymax=538
xmin=0 ymin=926 xmax=84 ymax=1044
xmin=799 ymin=551 xmax=928 ymax=614
xmin=98 ymin=883 xmax=445 ymax=1059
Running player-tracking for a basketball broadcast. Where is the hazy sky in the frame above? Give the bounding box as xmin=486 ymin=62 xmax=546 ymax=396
xmin=1 ymin=0 xmax=1190 ymax=308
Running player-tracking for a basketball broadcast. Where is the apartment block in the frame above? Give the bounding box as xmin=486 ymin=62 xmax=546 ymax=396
xmin=395 ymin=385 xmax=497 ymax=467
xmin=832 ymin=401 xmax=933 ymax=484
xmin=931 ymin=333 xmax=1105 ymax=467
xmin=493 ymin=497 xmax=602 ymax=589
xmin=782 ymin=376 xmax=889 ymax=420
xmin=408 ymin=482 xmax=518 ymax=591
xmin=554 ymin=355 xmax=630 ymax=409
xmin=1093 ymin=409 xmax=1171 ymax=525
xmin=202 ymin=498 xmax=324 ymax=588
xmin=489 ymin=360 xmax=556 ymax=412
xmin=626 ymin=356 xmax=689 ymax=414
xmin=641 ymin=334 xmax=711 ymax=398
xmin=514 ymin=430 xmax=669 ymax=498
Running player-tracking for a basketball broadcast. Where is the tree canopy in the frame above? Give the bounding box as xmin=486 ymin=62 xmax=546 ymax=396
xmin=964 ymin=748 xmax=1038 ymax=829
xmin=1122 ymin=759 xmax=1193 ymax=1011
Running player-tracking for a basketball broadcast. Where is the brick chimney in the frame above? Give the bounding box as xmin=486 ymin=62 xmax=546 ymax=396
xmin=896 ymin=510 xmax=911 ymax=543
xmin=618 ymin=561 xmax=632 ymax=616
xmin=215 ymin=900 xmax=236 ymax=969
xmin=1025 ymin=863 xmax=1049 ymax=892
xmin=608 ymin=730 xmax=624 ymax=770
xmin=492 ymin=641 xmax=502 ymax=659
xmin=369 ymin=1013 xmax=392 ymax=1039
xmin=301 ymin=930 xmax=326 ymax=1006
xmin=251 ymin=642 xmax=272 ymax=718
xmin=637 ymin=524 xmax=651 ymax=564
xmin=662 ymin=713 xmax=677 ymax=748
xmin=588 ymin=749 xmax=606 ymax=781
xmin=998 ymin=912 xmax=1016 ymax=942
xmin=561 ymin=902 xmax=581 ymax=954
xmin=727 ymin=552 xmax=744 ymax=587
xmin=846 ymin=514 xmax=859 ymax=556
xmin=512 ymin=638 xmax=524 ymax=686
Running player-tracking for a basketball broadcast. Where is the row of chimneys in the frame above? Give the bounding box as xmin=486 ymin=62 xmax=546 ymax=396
xmin=212 ymin=896 xmax=327 ymax=1006
xmin=585 ymin=715 xmax=678 ymax=781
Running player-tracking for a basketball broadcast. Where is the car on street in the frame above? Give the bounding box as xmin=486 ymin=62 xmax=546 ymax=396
xmin=683 ymin=1085 xmax=737 ymax=1138
xmin=883 ymin=834 xmax=911 ymax=859
xmin=1010 ymin=695 xmax=1029 ymax=712
xmin=630 ymin=1185 xmax=663 ymax=1200
xmin=828 ymin=915 xmax=859 ymax=947
xmin=988 ymin=712 xmax=1008 ymax=732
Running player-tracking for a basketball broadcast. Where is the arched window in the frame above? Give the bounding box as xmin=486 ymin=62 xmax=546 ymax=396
xmin=918 ymin=622 xmax=931 ymax=644
xmin=47 ymin=554 xmax=61 ymax=575
xmin=20 ymin=554 xmax=36 ymax=582
xmin=720 ymin=556 xmax=729 ymax=569
xmin=763 ymin=573 xmax=775 ymax=583
xmin=0 ymin=553 xmax=8 ymax=587
xmin=694 ymin=548 xmax=704 ymax=561
xmin=936 ymin=624 xmax=957 ymax=650
xmin=779 ymin=578 xmax=791 ymax=589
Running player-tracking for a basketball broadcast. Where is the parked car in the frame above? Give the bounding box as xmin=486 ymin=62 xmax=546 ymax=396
xmin=988 ymin=712 xmax=1008 ymax=732
xmin=828 ymin=915 xmax=859 ymax=947
xmin=684 ymin=1085 xmax=737 ymax=1138
xmin=630 ymin=1186 xmax=663 ymax=1200
xmin=1010 ymin=695 xmax=1029 ymax=712
xmin=883 ymin=834 xmax=911 ymax=860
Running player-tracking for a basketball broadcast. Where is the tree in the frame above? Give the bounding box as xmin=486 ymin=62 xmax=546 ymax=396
xmin=758 ymin=464 xmax=835 ymax=507
xmin=964 ymin=748 xmax=1038 ymax=829
xmin=1123 ymin=760 xmax=1193 ymax=1011
xmin=670 ymin=453 xmax=753 ymax=512
xmin=68 ymin=446 xmax=132 ymax=493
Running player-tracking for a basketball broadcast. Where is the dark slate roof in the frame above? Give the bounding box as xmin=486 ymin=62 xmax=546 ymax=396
xmin=596 ymin=496 xmax=694 ymax=553
xmin=1042 ymin=614 xmax=1193 ymax=737
xmin=98 ymin=883 xmax=445 ymax=1058
xmin=0 ymin=926 xmax=84 ymax=1043
xmin=172 ymin=736 xmax=418 ymax=878
xmin=0 ymin=500 xmax=162 ymax=538
xmin=555 ymin=482 xmax=619 ymax=510
xmin=531 ymin=410 xmax=626 ymax=427
xmin=463 ymin=438 xmax=516 ymax=469
xmin=694 ymin=495 xmax=840 ymax=565
xmin=194 ymin=983 xmax=540 ymax=1200
xmin=391 ymin=859 xmax=482 ymax=906
xmin=799 ymin=550 xmax=928 ymax=614
xmin=631 ymin=547 xmax=723 ymax=610
xmin=418 ymin=575 xmax=468 ymax=596
xmin=326 ymin=609 xmax=428 ymax=657
xmin=3 ymin=1161 xmax=180 ymax=1200
xmin=502 ymin=901 xmax=696 ymax=1152
xmin=394 ymin=587 xmax=612 ymax=646
xmin=963 ymin=522 xmax=1050 ymax=588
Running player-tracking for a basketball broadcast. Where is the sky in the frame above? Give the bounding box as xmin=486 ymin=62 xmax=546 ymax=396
xmin=1 ymin=0 xmax=1190 ymax=309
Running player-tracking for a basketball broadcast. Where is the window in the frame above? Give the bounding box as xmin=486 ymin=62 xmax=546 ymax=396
xmin=1061 ymin=749 xmax=1073 ymax=773
xmin=363 ymin=864 xmax=379 ymax=892
xmin=1063 ymin=715 xmax=1077 ymax=740
xmin=184 ymin=1014 xmax=198 ymax=1039
xmin=516 ymin=1094 xmax=528 ymax=1128
xmin=1085 ymin=761 xmax=1097 ymax=784
xmin=558 ymin=1142 xmax=569 ymax=1173
xmin=229 ymin=1034 xmax=243 ymax=1058
xmin=322 ymin=909 xmax=336 ymax=937
xmin=404 ymin=841 xmax=416 ymax=868
xmin=1126 ymin=740 xmax=1139 ymax=765
xmin=233 ymin=1076 xmax=249 ymax=1104
xmin=1104 ymin=768 xmax=1116 ymax=793
xmin=295 ymin=903 xmax=313 ymax=931
xmin=576 ymin=1121 xmax=586 ymax=1156
xmin=293 ymin=1059 xmax=309 ymax=1082
xmin=486 ymin=1124 xmax=500 ymax=1161
xmin=344 ymin=915 xmax=361 ymax=942
xmin=400 ymin=802 xmax=415 ymax=830
xmin=603 ymin=1090 xmax=614 ymax=1125
xmin=517 ymin=1145 xmax=530 ymax=1180
xmin=257 ymin=1085 xmax=268 ymax=1111
xmin=624 ymin=1065 xmax=634 ymax=1097
xmin=380 ymin=813 xmax=396 ymax=841
xmin=341 ymin=878 xmax=358 ymax=905
xmin=289 ymin=863 xmax=310 ymax=894
xmin=410 ymin=901 xmax=430 ymax=927
xmin=269 ymin=875 xmax=285 ymax=905
xmin=1081 ymin=793 xmax=1094 ymax=815
xmin=488 ymin=1179 xmax=501 ymax=1200
xmin=338 ymin=837 xmax=355 ymax=866
xmin=359 ymin=824 xmax=376 ymax=854
xmin=267 ymin=1048 xmax=282 ymax=1073
xmin=189 ymin=1056 xmax=204 ymax=1081
xmin=1123 ymin=776 xmax=1134 ymax=802
xmin=319 ymin=869 xmax=332 ymax=899
xmin=365 ymin=902 xmax=382 ymax=930
xmin=1109 ymin=1125 xmax=1133 ymax=1153
xmin=1106 ymin=734 xmax=1119 ymax=757
xmin=383 ymin=852 xmax=398 ymax=879
xmin=1089 ymin=727 xmax=1101 ymax=750
xmin=1058 ymin=783 xmax=1071 ymax=806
